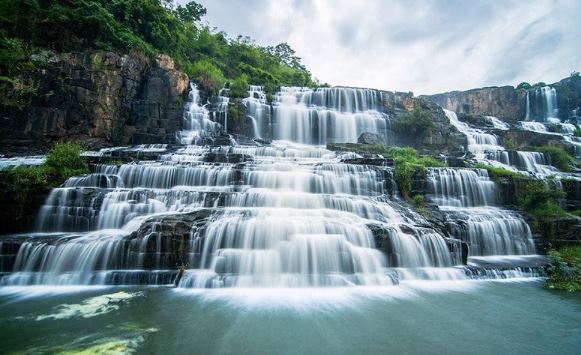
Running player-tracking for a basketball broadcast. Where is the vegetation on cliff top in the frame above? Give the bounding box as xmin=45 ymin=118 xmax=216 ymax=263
xmin=3 ymin=142 xmax=88 ymax=196
xmin=545 ymin=246 xmax=581 ymax=292
xmin=0 ymin=0 xmax=315 ymax=98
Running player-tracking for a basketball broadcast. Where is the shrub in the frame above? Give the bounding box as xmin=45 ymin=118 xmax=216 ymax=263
xmin=545 ymin=246 xmax=581 ymax=292
xmin=393 ymin=108 xmax=435 ymax=138
xmin=516 ymin=82 xmax=531 ymax=90
xmin=229 ymin=74 xmax=249 ymax=99
xmin=4 ymin=142 xmax=89 ymax=199
xmin=384 ymin=147 xmax=444 ymax=198
xmin=45 ymin=142 xmax=89 ymax=179
xmin=183 ymin=60 xmax=225 ymax=94
xmin=516 ymin=181 xmax=566 ymax=218
xmin=10 ymin=165 xmax=51 ymax=191
xmin=412 ymin=194 xmax=425 ymax=208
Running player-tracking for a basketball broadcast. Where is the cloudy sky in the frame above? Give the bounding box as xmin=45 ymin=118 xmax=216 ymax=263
xmin=189 ymin=0 xmax=580 ymax=95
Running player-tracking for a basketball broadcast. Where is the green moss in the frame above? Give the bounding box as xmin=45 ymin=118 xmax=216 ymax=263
xmin=473 ymin=162 xmax=521 ymax=181
xmin=545 ymin=246 xmax=581 ymax=292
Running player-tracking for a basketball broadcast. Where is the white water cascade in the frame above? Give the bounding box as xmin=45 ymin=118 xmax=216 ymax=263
xmin=525 ymin=86 xmax=561 ymax=124
xmin=178 ymin=83 xmax=221 ymax=144
xmin=445 ymin=109 xmax=557 ymax=175
xmin=426 ymin=168 xmax=536 ymax=256
xmin=246 ymin=86 xmax=389 ymax=144
xmin=0 ymin=85 xmax=545 ymax=288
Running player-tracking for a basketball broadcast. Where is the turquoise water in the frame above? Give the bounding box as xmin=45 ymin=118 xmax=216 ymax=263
xmin=0 ymin=280 xmax=579 ymax=355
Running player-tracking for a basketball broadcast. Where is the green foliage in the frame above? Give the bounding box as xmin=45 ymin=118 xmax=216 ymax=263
xmin=45 ymin=142 xmax=89 ymax=179
xmin=0 ymin=0 xmax=315 ymax=91
xmin=516 ymin=181 xmax=566 ymax=218
xmin=545 ymin=246 xmax=581 ymax=292
xmin=412 ymin=194 xmax=425 ymax=208
xmin=5 ymin=142 xmax=89 ymax=199
xmin=229 ymin=74 xmax=250 ymax=99
xmin=175 ymin=1 xmax=206 ymax=23
xmin=574 ymin=129 xmax=581 ymax=137
xmin=182 ymin=60 xmax=225 ymax=94
xmin=393 ymin=108 xmax=435 ymax=138
xmin=384 ymin=147 xmax=445 ymax=198
xmin=9 ymin=165 xmax=51 ymax=192
xmin=532 ymin=82 xmax=547 ymax=88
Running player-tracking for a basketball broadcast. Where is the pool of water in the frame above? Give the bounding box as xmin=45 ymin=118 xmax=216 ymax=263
xmin=0 ymin=280 xmax=579 ymax=355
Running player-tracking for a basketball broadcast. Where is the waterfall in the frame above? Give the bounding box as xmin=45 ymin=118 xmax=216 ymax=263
xmin=1 ymin=85 xmax=543 ymax=288
xmin=179 ymin=83 xmax=221 ymax=144
xmin=244 ymin=86 xmax=389 ymax=144
xmin=242 ymin=85 xmax=267 ymax=138
xmin=4 ymin=137 xmax=470 ymax=287
xmin=525 ymin=86 xmax=559 ymax=123
xmin=520 ymin=121 xmax=547 ymax=133
xmin=485 ymin=116 xmax=510 ymax=130
xmin=426 ymin=168 xmax=536 ymax=256
xmin=445 ymin=109 xmax=556 ymax=175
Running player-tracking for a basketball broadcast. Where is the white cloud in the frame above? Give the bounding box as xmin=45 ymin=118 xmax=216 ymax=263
xmin=190 ymin=0 xmax=581 ymax=94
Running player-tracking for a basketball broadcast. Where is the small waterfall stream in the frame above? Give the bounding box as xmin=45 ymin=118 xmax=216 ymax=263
xmin=426 ymin=168 xmax=536 ymax=256
xmin=445 ymin=109 xmax=558 ymax=175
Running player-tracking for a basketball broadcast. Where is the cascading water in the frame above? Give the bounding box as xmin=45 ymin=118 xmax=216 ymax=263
xmin=445 ymin=109 xmax=557 ymax=175
xmin=246 ymin=86 xmax=389 ymax=144
xmin=178 ymin=83 xmax=221 ymax=144
xmin=525 ymin=86 xmax=559 ymax=123
xmin=485 ymin=116 xmax=510 ymax=130
xmin=0 ymin=85 xmax=545 ymax=288
xmin=243 ymin=85 xmax=269 ymax=138
xmin=426 ymin=168 xmax=536 ymax=257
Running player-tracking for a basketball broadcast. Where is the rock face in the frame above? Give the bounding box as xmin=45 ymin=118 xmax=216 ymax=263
xmin=383 ymin=94 xmax=466 ymax=156
xmin=426 ymin=86 xmax=526 ymax=121
xmin=0 ymin=51 xmax=189 ymax=152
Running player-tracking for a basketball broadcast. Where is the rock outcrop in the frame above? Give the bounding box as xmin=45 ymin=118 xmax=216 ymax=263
xmin=0 ymin=51 xmax=189 ymax=152
xmin=426 ymin=86 xmax=526 ymax=121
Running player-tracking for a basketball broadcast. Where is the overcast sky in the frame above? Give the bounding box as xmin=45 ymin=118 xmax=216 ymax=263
xmin=188 ymin=0 xmax=580 ymax=95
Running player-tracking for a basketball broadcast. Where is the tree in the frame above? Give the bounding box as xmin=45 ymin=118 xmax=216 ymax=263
xmin=176 ymin=1 xmax=206 ymax=23
xmin=516 ymin=82 xmax=531 ymax=90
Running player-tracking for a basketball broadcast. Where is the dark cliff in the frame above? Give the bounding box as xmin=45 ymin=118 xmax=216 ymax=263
xmin=0 ymin=51 xmax=189 ymax=152
xmin=425 ymin=75 xmax=581 ymax=122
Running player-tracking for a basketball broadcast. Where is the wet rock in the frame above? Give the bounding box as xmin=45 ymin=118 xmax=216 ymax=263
xmin=358 ymin=132 xmax=385 ymax=145
xmin=128 ymin=209 xmax=216 ymax=269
